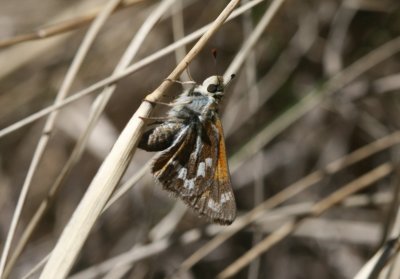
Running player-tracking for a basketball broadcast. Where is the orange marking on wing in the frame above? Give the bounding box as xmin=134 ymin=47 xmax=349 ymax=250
xmin=214 ymin=117 xmax=230 ymax=183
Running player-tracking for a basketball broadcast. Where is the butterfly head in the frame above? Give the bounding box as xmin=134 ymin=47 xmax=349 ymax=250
xmin=201 ymin=75 xmax=225 ymax=99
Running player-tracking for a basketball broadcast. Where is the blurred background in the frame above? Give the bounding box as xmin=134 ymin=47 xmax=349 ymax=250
xmin=1 ymin=0 xmax=400 ymax=278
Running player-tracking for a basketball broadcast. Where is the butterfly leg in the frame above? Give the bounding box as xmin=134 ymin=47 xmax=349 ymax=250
xmin=185 ymin=64 xmax=195 ymax=82
xmin=139 ymin=116 xmax=174 ymax=126
xmin=145 ymin=99 xmax=192 ymax=108
xmin=145 ymin=99 xmax=175 ymax=107
xmin=165 ymin=78 xmax=196 ymax=86
xmin=139 ymin=116 xmax=184 ymax=122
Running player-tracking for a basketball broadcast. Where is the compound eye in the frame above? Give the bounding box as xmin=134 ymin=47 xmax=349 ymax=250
xmin=207 ymin=84 xmax=218 ymax=93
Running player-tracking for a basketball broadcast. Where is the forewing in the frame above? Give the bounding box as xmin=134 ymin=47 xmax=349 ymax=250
xmin=193 ymin=117 xmax=236 ymax=225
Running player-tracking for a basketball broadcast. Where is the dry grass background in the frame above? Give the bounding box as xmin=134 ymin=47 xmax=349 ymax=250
xmin=1 ymin=0 xmax=400 ymax=278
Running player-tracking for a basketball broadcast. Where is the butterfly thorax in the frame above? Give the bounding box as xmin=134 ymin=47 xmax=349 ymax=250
xmin=168 ymin=75 xmax=225 ymax=121
xmin=168 ymin=94 xmax=218 ymax=121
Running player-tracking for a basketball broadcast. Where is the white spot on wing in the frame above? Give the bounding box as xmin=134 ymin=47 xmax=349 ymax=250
xmin=197 ymin=162 xmax=206 ymax=177
xmin=220 ymin=192 xmax=231 ymax=204
xmin=206 ymin=193 xmax=233 ymax=214
xmin=205 ymin=158 xmax=213 ymax=167
xmin=184 ymin=179 xmax=195 ymax=190
xmin=194 ymin=130 xmax=203 ymax=158
xmin=177 ymin=168 xmax=195 ymax=190
xmin=207 ymin=199 xmax=220 ymax=212
xmin=178 ymin=168 xmax=187 ymax=179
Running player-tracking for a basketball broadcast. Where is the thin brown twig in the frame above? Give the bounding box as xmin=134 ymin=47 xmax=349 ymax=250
xmin=256 ymin=191 xmax=400 ymax=224
xmin=20 ymin=254 xmax=50 ymax=279
xmin=323 ymin=1 xmax=357 ymax=76
xmin=255 ymin=217 xmax=381 ymax=245
xmin=217 ymin=163 xmax=393 ymax=278
xmin=0 ymin=0 xmax=147 ymax=48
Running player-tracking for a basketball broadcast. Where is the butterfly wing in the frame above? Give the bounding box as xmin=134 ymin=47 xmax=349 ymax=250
xmin=139 ymin=122 xmax=185 ymax=152
xmin=152 ymin=123 xmax=198 ymax=188
xmin=152 ymin=116 xmax=236 ymax=225
xmin=194 ymin=116 xmax=236 ymax=225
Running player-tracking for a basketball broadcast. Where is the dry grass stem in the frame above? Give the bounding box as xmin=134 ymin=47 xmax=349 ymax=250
xmin=20 ymin=254 xmax=49 ymax=279
xmin=103 ymin=159 xmax=152 ymax=210
xmin=323 ymin=2 xmax=357 ymax=76
xmin=373 ymin=73 xmax=400 ymax=93
xmin=0 ymin=0 xmax=146 ymax=48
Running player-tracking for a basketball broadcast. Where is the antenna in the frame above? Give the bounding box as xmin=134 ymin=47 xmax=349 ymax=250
xmin=212 ymin=48 xmax=218 ymax=60
xmin=225 ymin=74 xmax=236 ymax=87
xmin=211 ymin=48 xmax=218 ymax=74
